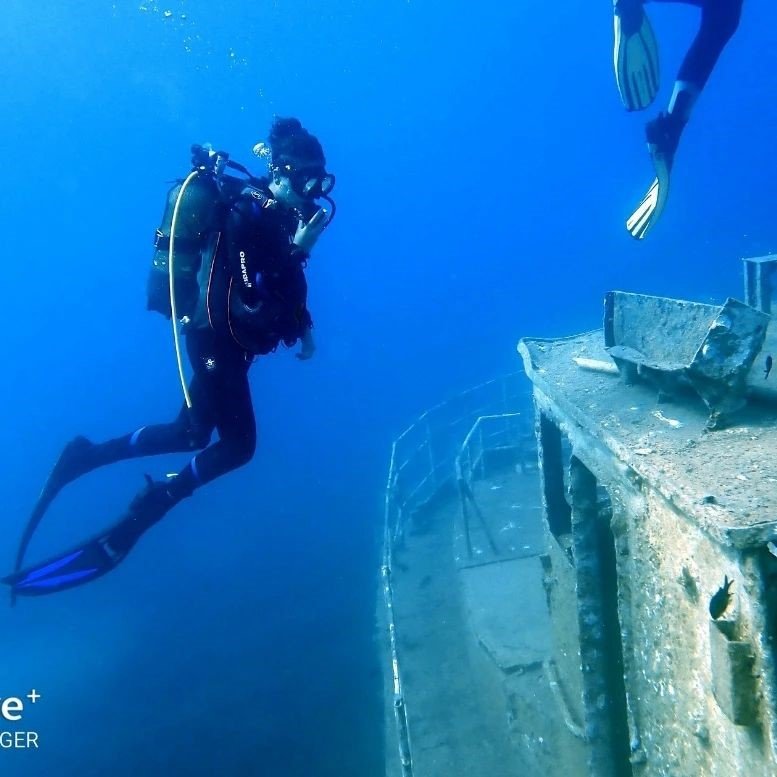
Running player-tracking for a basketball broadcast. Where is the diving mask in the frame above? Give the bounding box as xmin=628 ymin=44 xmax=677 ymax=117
xmin=276 ymin=162 xmax=335 ymax=200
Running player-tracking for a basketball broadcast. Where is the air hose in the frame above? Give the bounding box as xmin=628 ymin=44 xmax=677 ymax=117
xmin=168 ymin=169 xmax=200 ymax=409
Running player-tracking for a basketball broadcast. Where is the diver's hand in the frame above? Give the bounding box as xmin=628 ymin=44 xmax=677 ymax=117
xmin=296 ymin=328 xmax=316 ymax=361
xmin=293 ymin=208 xmax=328 ymax=255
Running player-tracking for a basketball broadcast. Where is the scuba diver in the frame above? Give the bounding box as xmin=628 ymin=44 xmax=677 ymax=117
xmin=3 ymin=117 xmax=336 ymax=600
xmin=613 ymin=0 xmax=743 ymax=238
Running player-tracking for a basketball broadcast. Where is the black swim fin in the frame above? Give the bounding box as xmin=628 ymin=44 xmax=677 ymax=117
xmin=13 ymin=436 xmax=99 ymax=584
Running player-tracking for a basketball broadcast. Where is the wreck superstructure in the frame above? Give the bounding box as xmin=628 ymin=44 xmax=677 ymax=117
xmin=381 ymin=255 xmax=777 ymax=777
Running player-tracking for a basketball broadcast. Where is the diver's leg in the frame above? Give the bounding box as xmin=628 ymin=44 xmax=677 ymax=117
xmin=47 ymin=335 xmax=222 ymax=496
xmin=625 ymin=0 xmax=742 ymax=238
xmin=168 ymin=339 xmax=256 ymax=495
xmin=645 ymin=0 xmax=743 ymax=163
xmin=105 ymin=334 xmax=255 ymax=557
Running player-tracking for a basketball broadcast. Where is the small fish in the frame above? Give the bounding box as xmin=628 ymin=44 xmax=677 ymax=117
xmin=765 ymin=355 xmax=773 ymax=380
xmin=709 ymin=576 xmax=734 ymax=619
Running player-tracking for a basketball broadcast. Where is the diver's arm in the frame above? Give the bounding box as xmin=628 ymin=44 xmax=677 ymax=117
xmin=292 ymin=268 xmax=315 ymax=360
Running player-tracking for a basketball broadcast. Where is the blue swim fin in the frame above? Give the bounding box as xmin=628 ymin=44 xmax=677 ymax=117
xmin=3 ymin=535 xmax=125 ymax=597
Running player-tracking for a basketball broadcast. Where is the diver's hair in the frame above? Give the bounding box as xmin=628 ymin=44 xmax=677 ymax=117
xmin=268 ymin=116 xmax=326 ymax=169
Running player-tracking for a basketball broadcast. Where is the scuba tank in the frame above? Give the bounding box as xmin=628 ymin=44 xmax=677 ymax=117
xmin=146 ymin=146 xmax=227 ymax=320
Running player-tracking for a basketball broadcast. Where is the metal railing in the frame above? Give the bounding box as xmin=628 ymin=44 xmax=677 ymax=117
xmin=455 ymin=412 xmax=528 ymax=560
xmin=381 ymin=374 xmax=530 ymax=776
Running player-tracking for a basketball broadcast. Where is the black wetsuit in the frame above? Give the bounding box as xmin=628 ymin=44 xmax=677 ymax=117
xmin=84 ymin=183 xmax=313 ymax=501
xmin=648 ymin=0 xmax=743 ymax=91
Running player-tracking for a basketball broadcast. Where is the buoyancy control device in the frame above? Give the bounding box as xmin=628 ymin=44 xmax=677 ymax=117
xmin=145 ymin=145 xmax=271 ymax=409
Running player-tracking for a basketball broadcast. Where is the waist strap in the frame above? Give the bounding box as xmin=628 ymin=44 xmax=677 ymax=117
xmin=154 ymin=230 xmax=203 ymax=253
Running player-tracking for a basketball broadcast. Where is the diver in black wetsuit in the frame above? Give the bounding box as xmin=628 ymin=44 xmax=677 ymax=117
xmin=613 ymin=0 xmax=744 ymax=238
xmin=3 ymin=117 xmax=336 ymax=598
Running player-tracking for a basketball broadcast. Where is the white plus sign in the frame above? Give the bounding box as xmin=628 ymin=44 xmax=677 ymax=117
xmin=27 ymin=689 xmax=40 ymax=704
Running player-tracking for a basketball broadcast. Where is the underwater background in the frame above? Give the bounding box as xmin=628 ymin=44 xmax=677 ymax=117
xmin=1 ymin=1 xmax=775 ymax=775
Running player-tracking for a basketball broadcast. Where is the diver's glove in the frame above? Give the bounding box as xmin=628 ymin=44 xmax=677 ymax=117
xmin=296 ymin=328 xmax=316 ymax=361
xmin=293 ymin=207 xmax=328 ymax=255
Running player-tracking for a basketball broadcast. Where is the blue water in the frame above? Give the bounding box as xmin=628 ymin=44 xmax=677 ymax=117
xmin=1 ymin=1 xmax=775 ymax=775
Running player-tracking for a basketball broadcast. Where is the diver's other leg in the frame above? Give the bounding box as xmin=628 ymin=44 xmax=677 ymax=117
xmin=43 ymin=407 xmax=207 ymax=500
xmin=645 ymin=0 xmax=743 ymax=165
xmin=75 ymin=411 xmax=202 ymax=470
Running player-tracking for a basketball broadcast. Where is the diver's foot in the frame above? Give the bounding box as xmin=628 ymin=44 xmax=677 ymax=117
xmin=129 ymin=477 xmax=181 ymax=522
xmin=645 ymin=112 xmax=684 ymax=169
xmin=614 ymin=0 xmax=645 ymax=34
xmin=106 ymin=478 xmax=183 ymax=556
